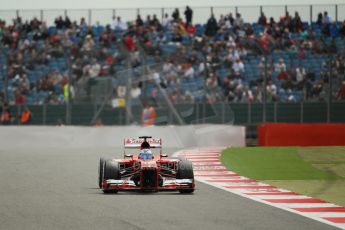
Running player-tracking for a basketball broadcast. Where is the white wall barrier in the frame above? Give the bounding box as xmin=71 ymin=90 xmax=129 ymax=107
xmin=0 ymin=125 xmax=245 ymax=149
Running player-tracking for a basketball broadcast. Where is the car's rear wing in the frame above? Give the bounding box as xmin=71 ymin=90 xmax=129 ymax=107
xmin=124 ymin=138 xmax=162 ymax=149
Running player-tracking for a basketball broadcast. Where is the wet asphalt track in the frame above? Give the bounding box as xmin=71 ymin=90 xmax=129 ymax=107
xmin=0 ymin=146 xmax=339 ymax=230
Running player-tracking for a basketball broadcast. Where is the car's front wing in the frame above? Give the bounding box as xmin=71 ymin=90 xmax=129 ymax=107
xmin=102 ymin=178 xmax=194 ymax=192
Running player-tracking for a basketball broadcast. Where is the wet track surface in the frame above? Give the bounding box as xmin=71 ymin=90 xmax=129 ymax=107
xmin=0 ymin=147 xmax=338 ymax=230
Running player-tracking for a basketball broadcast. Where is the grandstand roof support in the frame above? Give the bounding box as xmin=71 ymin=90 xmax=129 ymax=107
xmin=248 ymin=103 xmax=252 ymax=124
xmin=274 ymin=102 xmax=278 ymax=123
xmin=300 ymin=102 xmax=304 ymax=123
xmin=88 ymin=9 xmax=92 ymax=26
xmin=263 ymin=55 xmax=268 ymax=123
xmin=327 ymin=54 xmax=333 ymax=123
xmin=310 ymin=5 xmax=313 ymax=26
xmin=335 ymin=5 xmax=338 ymax=22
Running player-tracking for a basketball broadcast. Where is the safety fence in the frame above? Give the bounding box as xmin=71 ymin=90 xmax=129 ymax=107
xmin=0 ymin=4 xmax=345 ymax=26
xmin=2 ymin=101 xmax=345 ymax=126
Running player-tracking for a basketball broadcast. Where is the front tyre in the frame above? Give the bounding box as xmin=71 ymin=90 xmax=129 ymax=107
xmin=177 ymin=160 xmax=194 ymax=194
xmin=103 ymin=160 xmax=120 ymax=194
xmin=98 ymin=157 xmax=107 ymax=188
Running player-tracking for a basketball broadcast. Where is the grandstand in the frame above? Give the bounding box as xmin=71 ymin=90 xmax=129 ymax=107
xmin=0 ymin=5 xmax=345 ymax=126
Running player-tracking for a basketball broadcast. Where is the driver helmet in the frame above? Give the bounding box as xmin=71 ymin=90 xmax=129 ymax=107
xmin=140 ymin=148 xmax=153 ymax=160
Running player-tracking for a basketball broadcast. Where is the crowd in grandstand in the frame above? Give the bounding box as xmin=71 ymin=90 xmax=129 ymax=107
xmin=0 ymin=6 xmax=345 ymax=107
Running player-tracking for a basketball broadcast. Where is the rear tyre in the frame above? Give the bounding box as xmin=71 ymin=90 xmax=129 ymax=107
xmin=103 ymin=160 xmax=120 ymax=194
xmin=98 ymin=157 xmax=107 ymax=188
xmin=177 ymin=160 xmax=194 ymax=194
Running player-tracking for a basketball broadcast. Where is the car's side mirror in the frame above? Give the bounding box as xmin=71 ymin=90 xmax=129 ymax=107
xmin=160 ymin=154 xmax=168 ymax=158
xmin=125 ymin=154 xmax=133 ymax=158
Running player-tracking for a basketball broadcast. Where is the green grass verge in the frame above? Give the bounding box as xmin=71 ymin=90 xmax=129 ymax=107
xmin=220 ymin=147 xmax=342 ymax=180
xmin=220 ymin=147 xmax=345 ymax=206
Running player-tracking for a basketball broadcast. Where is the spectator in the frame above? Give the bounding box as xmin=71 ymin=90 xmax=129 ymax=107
xmin=56 ymin=119 xmax=65 ymax=126
xmin=291 ymin=12 xmax=303 ymax=33
xmin=227 ymin=13 xmax=235 ymax=26
xmin=275 ymin=58 xmax=287 ymax=72
xmin=340 ymin=20 xmax=345 ymax=36
xmin=20 ymin=107 xmax=32 ymax=125
xmin=183 ymin=63 xmax=195 ymax=78
xmin=234 ymin=13 xmax=244 ymax=28
xmin=110 ymin=16 xmax=117 ymax=30
xmin=245 ymin=86 xmax=254 ymax=102
xmin=310 ymin=80 xmax=325 ymax=99
xmin=55 ymin=16 xmax=64 ymax=29
xmin=322 ymin=11 xmax=331 ymax=24
xmin=112 ymin=17 xmax=128 ymax=31
xmin=162 ymin=13 xmax=170 ymax=28
xmin=80 ymin=17 xmax=87 ymax=28
xmin=266 ymin=80 xmax=277 ymax=101
xmin=184 ymin=6 xmax=193 ymax=26
xmin=88 ymin=59 xmax=101 ymax=77
xmin=205 ymin=73 xmax=219 ymax=103
xmin=64 ymin=16 xmax=71 ymax=28
xmin=232 ymin=58 xmax=245 ymax=73
xmin=172 ymin=8 xmax=180 ymax=22
xmin=205 ymin=14 xmax=218 ymax=37
xmin=94 ymin=118 xmax=104 ymax=127
xmin=220 ymin=14 xmax=232 ymax=29
xmin=317 ymin=12 xmax=323 ymax=25
xmin=83 ymin=34 xmax=95 ymax=52
xmin=196 ymin=60 xmax=206 ymax=75
xmin=141 ymin=104 xmax=156 ymax=126
xmin=296 ymin=65 xmax=306 ymax=83
xmin=336 ymin=81 xmax=345 ymax=100
xmin=15 ymin=90 xmax=25 ymax=105
xmin=117 ymin=85 xmax=126 ymax=98
xmin=1 ymin=103 xmax=11 ymax=125
xmin=258 ymin=12 xmax=267 ymax=26
xmin=63 ymin=83 xmax=74 ymax=102
xmin=268 ymin=17 xmax=276 ymax=26
xmin=152 ymin=14 xmax=160 ymax=26
xmin=124 ymin=35 xmax=136 ymax=51
xmin=181 ymin=91 xmax=195 ymax=103
xmin=131 ymin=84 xmax=141 ymax=99
xmin=136 ymin=15 xmax=144 ymax=27
xmin=146 ymin=15 xmax=153 ymax=26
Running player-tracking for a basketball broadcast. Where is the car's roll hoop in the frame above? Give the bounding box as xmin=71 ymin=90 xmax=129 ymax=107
xmin=124 ymin=137 xmax=162 ymax=149
xmin=123 ymin=137 xmax=163 ymax=158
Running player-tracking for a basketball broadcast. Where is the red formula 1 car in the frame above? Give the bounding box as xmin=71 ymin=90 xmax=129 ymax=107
xmin=98 ymin=136 xmax=195 ymax=194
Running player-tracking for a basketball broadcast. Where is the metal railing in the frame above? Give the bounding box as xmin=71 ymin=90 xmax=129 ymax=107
xmin=0 ymin=4 xmax=345 ymax=26
xmin=2 ymin=101 xmax=345 ymax=126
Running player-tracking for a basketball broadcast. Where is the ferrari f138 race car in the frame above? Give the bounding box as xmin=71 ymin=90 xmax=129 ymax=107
xmin=98 ymin=136 xmax=195 ymax=193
